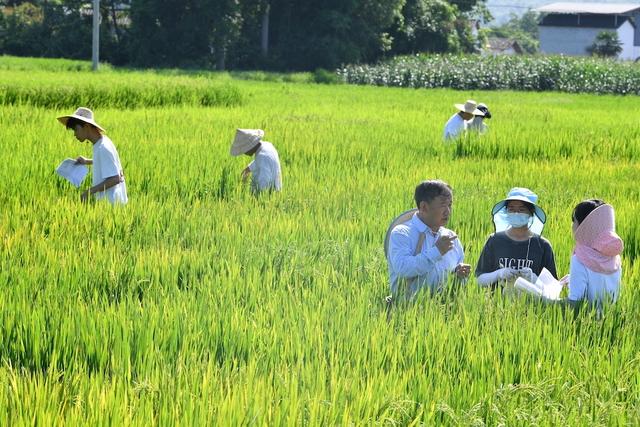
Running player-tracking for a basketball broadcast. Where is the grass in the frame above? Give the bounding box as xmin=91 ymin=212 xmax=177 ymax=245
xmin=0 ymin=56 xmax=639 ymax=425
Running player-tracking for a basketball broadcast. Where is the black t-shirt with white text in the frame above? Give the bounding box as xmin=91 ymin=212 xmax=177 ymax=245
xmin=475 ymin=231 xmax=557 ymax=278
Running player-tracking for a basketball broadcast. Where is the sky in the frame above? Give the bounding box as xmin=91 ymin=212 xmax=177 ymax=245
xmin=486 ymin=0 xmax=636 ymax=23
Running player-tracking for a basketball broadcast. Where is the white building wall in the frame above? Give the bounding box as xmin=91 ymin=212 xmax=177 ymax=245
xmin=539 ymin=24 xmax=636 ymax=59
xmin=616 ymin=21 xmax=636 ymax=60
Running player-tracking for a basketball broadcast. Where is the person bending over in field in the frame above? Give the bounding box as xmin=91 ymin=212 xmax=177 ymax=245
xmin=467 ymin=103 xmax=491 ymax=134
xmin=443 ymin=99 xmax=483 ymax=141
xmin=476 ymin=188 xmax=556 ymax=295
xmin=230 ymin=129 xmax=282 ymax=194
xmin=386 ymin=180 xmax=471 ymax=302
xmin=566 ymin=199 xmax=623 ymax=314
xmin=57 ymin=107 xmax=128 ymax=205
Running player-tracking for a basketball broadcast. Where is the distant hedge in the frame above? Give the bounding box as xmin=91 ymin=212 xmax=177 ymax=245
xmin=338 ymin=55 xmax=640 ymax=95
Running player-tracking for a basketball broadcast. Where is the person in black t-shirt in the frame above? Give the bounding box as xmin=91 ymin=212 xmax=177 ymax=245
xmin=476 ymin=188 xmax=557 ymax=293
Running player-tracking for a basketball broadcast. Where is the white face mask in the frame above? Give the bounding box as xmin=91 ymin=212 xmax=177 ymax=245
xmin=506 ymin=212 xmax=531 ymax=228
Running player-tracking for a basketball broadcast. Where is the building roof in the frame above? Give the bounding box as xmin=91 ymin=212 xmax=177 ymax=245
xmin=536 ymin=2 xmax=640 ymax=15
xmin=486 ymin=37 xmax=524 ymax=54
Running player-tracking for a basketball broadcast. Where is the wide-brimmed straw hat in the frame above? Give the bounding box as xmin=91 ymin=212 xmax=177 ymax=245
xmin=454 ymin=100 xmax=483 ymax=116
xmin=230 ymin=129 xmax=264 ymax=156
xmin=57 ymin=107 xmax=105 ymax=132
xmin=491 ymin=187 xmax=547 ymax=235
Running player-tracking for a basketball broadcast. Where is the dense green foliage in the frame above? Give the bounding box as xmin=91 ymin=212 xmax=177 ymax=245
xmin=486 ymin=10 xmax=539 ymax=54
xmin=1 ymin=56 xmax=640 ymax=424
xmin=588 ymin=31 xmax=624 ymax=58
xmin=0 ymin=0 xmax=487 ymax=70
xmin=339 ymin=54 xmax=640 ymax=94
xmin=0 ymin=66 xmax=244 ymax=108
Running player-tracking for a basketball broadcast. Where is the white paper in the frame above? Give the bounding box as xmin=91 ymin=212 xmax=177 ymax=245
xmin=515 ymin=277 xmax=543 ymax=297
xmin=514 ymin=268 xmax=564 ymax=301
xmin=538 ymin=268 xmax=563 ymax=300
xmin=56 ymin=158 xmax=88 ymax=188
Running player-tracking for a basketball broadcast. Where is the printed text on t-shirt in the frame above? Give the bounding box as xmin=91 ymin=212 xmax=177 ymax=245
xmin=499 ymin=258 xmax=534 ymax=269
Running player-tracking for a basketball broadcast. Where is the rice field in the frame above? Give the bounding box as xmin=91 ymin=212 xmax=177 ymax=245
xmin=1 ymin=56 xmax=640 ymax=425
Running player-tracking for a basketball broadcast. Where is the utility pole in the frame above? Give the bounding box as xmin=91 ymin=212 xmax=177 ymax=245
xmin=92 ymin=0 xmax=100 ymax=71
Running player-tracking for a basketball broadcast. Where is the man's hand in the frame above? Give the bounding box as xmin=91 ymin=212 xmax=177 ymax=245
xmin=454 ymin=263 xmax=471 ymax=279
xmin=241 ymin=167 xmax=251 ymax=183
xmin=80 ymin=189 xmax=90 ymax=203
xmin=76 ymin=156 xmax=91 ymax=165
xmin=435 ymin=233 xmax=457 ymax=255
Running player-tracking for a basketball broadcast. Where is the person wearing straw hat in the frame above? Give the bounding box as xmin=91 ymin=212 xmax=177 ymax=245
xmin=443 ymin=99 xmax=483 ymax=141
xmin=567 ymin=199 xmax=623 ymax=312
xmin=57 ymin=107 xmax=127 ymax=205
xmin=467 ymin=103 xmax=491 ymax=134
xmin=475 ymin=188 xmax=557 ymax=294
xmin=230 ymin=129 xmax=282 ymax=194
xmin=387 ymin=180 xmax=471 ymax=302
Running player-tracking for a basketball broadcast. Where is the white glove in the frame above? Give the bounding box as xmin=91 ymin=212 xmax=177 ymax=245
xmin=519 ymin=267 xmax=538 ymax=283
xmin=496 ymin=267 xmax=517 ymax=281
xmin=477 ymin=267 xmax=517 ymax=287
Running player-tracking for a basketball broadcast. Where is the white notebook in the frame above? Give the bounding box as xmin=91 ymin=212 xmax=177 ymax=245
xmin=56 ymin=158 xmax=89 ymax=188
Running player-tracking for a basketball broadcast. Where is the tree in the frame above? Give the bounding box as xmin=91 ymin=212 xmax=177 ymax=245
xmin=487 ymin=10 xmax=539 ymax=54
xmin=588 ymin=30 xmax=622 ymax=58
xmin=127 ymin=0 xmax=242 ymax=68
xmin=391 ymin=0 xmax=457 ymax=54
xmin=255 ymin=0 xmax=404 ymax=70
xmin=390 ymin=0 xmax=488 ymax=55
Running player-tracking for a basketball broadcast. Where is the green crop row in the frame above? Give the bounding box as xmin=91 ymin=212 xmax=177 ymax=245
xmin=339 ymin=54 xmax=640 ymax=95
xmin=0 ymin=69 xmax=243 ymax=109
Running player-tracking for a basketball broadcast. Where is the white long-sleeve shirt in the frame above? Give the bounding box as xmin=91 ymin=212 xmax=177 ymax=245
xmin=568 ymin=255 xmax=621 ymax=305
xmin=443 ymin=113 xmax=466 ymax=141
xmin=388 ymin=213 xmax=464 ymax=298
xmin=467 ymin=117 xmax=488 ymax=133
xmin=248 ymin=141 xmax=282 ymax=193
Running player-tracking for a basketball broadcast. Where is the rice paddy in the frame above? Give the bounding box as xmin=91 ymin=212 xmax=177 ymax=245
xmin=0 ymin=56 xmax=639 ymax=425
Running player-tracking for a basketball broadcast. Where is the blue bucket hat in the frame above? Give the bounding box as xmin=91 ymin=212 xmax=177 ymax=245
xmin=491 ymin=188 xmax=547 ymax=235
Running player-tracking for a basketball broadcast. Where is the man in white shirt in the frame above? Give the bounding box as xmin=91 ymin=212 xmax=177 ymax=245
xmin=388 ymin=180 xmax=471 ymax=300
xmin=443 ymin=99 xmax=483 ymax=141
xmin=230 ymin=129 xmax=282 ymax=194
xmin=57 ymin=107 xmax=127 ymax=205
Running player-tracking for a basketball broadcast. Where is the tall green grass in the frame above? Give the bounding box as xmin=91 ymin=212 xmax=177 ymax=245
xmin=0 ymin=58 xmax=639 ymax=424
xmin=0 ymin=57 xmax=244 ymax=109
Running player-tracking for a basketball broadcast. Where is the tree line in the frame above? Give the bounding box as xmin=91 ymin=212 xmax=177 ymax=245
xmin=0 ymin=0 xmax=489 ymax=70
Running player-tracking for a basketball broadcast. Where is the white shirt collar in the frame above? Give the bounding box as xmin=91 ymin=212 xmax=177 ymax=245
xmin=411 ymin=213 xmax=441 ymax=237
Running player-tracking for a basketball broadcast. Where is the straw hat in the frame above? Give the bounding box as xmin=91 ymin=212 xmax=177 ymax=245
xmin=230 ymin=129 xmax=264 ymax=156
xmin=454 ymin=100 xmax=483 ymax=116
xmin=57 ymin=107 xmax=105 ymax=132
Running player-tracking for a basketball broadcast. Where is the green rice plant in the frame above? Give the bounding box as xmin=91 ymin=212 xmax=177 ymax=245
xmin=0 ymin=58 xmax=639 ymax=425
xmin=0 ymin=69 xmax=244 ymax=109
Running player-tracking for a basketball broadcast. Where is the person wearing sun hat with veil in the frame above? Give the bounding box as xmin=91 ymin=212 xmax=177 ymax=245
xmin=475 ymin=188 xmax=557 ymax=295
xmin=566 ymin=199 xmax=623 ymax=313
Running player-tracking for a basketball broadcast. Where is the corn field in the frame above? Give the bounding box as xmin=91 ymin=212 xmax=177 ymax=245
xmin=1 ymin=56 xmax=640 ymax=425
xmin=339 ymin=54 xmax=640 ymax=95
